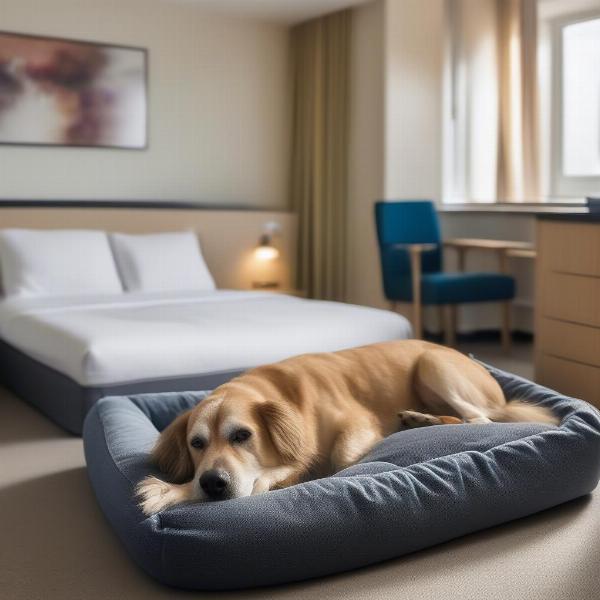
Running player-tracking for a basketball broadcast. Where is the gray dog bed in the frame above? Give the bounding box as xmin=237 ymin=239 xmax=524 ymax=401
xmin=83 ymin=364 xmax=600 ymax=590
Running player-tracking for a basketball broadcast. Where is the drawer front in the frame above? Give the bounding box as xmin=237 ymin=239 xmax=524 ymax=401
xmin=538 ymin=318 xmax=600 ymax=368
xmin=536 ymin=355 xmax=600 ymax=408
xmin=539 ymin=221 xmax=600 ymax=277
xmin=540 ymin=272 xmax=600 ymax=328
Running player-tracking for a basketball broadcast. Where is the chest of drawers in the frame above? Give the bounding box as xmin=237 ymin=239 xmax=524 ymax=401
xmin=535 ymin=217 xmax=600 ymax=408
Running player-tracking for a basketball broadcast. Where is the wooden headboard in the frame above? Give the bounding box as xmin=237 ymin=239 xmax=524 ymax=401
xmin=0 ymin=201 xmax=297 ymax=290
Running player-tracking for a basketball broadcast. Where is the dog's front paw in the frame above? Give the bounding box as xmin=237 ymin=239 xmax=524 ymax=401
xmin=136 ymin=476 xmax=184 ymax=516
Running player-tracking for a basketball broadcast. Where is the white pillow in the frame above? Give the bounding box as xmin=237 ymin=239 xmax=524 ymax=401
xmin=110 ymin=231 xmax=216 ymax=292
xmin=0 ymin=229 xmax=123 ymax=298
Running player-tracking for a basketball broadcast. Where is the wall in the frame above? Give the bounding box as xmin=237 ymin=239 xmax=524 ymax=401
xmin=383 ymin=0 xmax=445 ymax=200
xmin=538 ymin=0 xmax=600 ymax=20
xmin=447 ymin=0 xmax=499 ymax=203
xmin=0 ymin=0 xmax=290 ymax=209
xmin=346 ymin=0 xmax=385 ymax=309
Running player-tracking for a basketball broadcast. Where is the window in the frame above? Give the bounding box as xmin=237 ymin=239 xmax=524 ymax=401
xmin=444 ymin=1 xmax=600 ymax=203
xmin=553 ymin=14 xmax=600 ymax=196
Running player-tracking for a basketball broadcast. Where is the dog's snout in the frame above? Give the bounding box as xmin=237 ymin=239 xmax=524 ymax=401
xmin=199 ymin=469 xmax=231 ymax=499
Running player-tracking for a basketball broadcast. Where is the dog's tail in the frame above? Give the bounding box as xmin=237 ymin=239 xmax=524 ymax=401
xmin=489 ymin=398 xmax=559 ymax=425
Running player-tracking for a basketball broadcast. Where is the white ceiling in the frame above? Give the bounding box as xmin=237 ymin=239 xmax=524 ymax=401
xmin=167 ymin=0 xmax=369 ymax=24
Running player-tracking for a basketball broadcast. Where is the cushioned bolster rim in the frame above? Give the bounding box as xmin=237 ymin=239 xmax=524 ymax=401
xmin=83 ymin=403 xmax=167 ymax=582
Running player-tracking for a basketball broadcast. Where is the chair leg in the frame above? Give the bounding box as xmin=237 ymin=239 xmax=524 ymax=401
xmin=443 ymin=305 xmax=457 ymax=347
xmin=409 ymin=249 xmax=423 ymax=339
xmin=452 ymin=305 xmax=458 ymax=343
xmin=501 ymin=302 xmax=511 ymax=353
xmin=412 ymin=298 xmax=423 ymax=339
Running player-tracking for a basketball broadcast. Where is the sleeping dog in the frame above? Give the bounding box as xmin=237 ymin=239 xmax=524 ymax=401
xmin=137 ymin=340 xmax=557 ymax=515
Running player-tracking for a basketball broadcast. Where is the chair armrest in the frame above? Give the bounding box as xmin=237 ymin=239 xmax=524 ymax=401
xmin=389 ymin=243 xmax=438 ymax=254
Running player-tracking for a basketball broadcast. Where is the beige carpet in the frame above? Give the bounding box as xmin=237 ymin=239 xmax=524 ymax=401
xmin=1 ymin=344 xmax=599 ymax=600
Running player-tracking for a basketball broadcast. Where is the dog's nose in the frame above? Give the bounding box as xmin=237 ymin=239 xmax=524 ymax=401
xmin=199 ymin=469 xmax=231 ymax=499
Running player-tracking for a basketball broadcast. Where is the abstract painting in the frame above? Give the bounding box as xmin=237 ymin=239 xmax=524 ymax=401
xmin=0 ymin=32 xmax=147 ymax=149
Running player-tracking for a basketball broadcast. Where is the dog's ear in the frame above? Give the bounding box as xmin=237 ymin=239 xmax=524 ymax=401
xmin=258 ymin=402 xmax=306 ymax=465
xmin=151 ymin=410 xmax=194 ymax=482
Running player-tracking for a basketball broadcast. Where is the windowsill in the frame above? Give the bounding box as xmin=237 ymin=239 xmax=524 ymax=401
xmin=439 ymin=201 xmax=588 ymax=215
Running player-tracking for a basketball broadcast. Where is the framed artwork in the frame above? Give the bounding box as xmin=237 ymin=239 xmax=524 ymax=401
xmin=0 ymin=31 xmax=148 ymax=149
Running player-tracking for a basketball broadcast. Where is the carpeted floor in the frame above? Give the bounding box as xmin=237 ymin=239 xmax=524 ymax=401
xmin=1 ymin=342 xmax=599 ymax=600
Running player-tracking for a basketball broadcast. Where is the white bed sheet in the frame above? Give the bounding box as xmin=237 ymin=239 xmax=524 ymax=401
xmin=0 ymin=291 xmax=412 ymax=386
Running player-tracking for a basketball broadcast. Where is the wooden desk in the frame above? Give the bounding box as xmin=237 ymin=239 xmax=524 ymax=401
xmin=445 ymin=239 xmax=535 ymax=272
xmin=505 ymin=248 xmax=537 ymax=260
xmin=444 ymin=238 xmax=534 ymax=251
xmin=389 ymin=239 xmax=536 ymax=347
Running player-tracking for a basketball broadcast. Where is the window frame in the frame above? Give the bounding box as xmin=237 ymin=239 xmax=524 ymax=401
xmin=550 ymin=10 xmax=600 ymax=198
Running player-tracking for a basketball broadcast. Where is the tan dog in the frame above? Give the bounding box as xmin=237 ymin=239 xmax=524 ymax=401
xmin=137 ymin=340 xmax=557 ymax=515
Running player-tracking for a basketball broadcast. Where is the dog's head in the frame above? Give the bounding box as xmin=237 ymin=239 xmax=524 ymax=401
xmin=151 ymin=384 xmax=307 ymax=501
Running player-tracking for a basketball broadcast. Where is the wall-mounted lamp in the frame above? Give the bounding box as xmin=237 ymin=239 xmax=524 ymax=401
xmin=254 ymin=233 xmax=280 ymax=261
xmin=253 ymin=221 xmax=281 ymax=262
xmin=252 ymin=221 xmax=281 ymax=290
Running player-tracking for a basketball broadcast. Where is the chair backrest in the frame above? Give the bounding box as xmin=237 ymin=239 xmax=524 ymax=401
xmin=375 ymin=201 xmax=442 ymax=301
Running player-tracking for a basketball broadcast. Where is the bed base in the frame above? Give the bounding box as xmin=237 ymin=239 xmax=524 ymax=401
xmin=0 ymin=338 xmax=244 ymax=435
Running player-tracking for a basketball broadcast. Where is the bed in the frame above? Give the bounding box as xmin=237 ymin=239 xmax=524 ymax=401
xmin=0 ymin=290 xmax=411 ymax=433
xmin=0 ymin=216 xmax=411 ymax=433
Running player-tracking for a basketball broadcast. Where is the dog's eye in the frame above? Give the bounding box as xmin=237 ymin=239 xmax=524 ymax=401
xmin=190 ymin=436 xmax=205 ymax=450
xmin=230 ymin=429 xmax=252 ymax=444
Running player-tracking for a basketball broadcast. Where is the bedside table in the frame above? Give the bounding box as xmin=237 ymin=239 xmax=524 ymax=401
xmin=270 ymin=289 xmax=307 ymax=298
xmin=250 ymin=283 xmax=307 ymax=298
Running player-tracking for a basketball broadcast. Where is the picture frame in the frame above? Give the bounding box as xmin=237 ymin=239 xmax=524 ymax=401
xmin=0 ymin=31 xmax=148 ymax=149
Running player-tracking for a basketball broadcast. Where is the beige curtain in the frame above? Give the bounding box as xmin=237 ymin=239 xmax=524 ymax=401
xmin=290 ymin=10 xmax=351 ymax=301
xmin=496 ymin=0 xmax=540 ymax=202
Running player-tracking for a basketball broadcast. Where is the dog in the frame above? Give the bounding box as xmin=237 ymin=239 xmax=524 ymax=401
xmin=137 ymin=340 xmax=557 ymax=515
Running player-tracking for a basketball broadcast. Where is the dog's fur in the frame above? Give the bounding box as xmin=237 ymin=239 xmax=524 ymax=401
xmin=137 ymin=340 xmax=557 ymax=514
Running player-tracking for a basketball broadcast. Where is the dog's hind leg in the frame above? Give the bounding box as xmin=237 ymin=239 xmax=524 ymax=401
xmin=413 ymin=348 xmax=505 ymax=424
xmin=399 ymin=410 xmax=463 ymax=429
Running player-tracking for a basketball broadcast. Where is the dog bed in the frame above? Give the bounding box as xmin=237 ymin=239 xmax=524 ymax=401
xmin=83 ymin=364 xmax=600 ymax=591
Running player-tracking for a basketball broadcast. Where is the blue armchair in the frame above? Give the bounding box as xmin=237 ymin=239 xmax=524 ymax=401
xmin=375 ymin=201 xmax=521 ymax=349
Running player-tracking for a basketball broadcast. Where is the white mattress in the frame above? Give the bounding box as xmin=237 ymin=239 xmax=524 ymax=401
xmin=0 ymin=290 xmax=412 ymax=386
